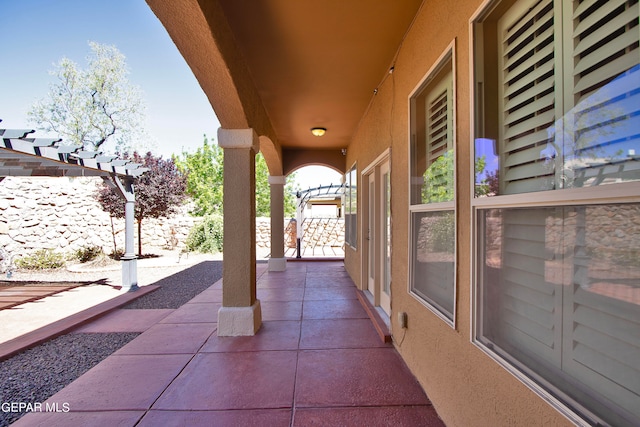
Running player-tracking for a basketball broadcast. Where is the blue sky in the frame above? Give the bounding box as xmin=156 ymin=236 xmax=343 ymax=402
xmin=0 ymin=0 xmax=341 ymax=187
xmin=0 ymin=0 xmax=219 ymax=158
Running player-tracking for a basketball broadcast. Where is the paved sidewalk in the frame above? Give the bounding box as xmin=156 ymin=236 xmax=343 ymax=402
xmin=13 ymin=261 xmax=445 ymax=426
xmin=0 ymin=250 xmax=219 ymax=344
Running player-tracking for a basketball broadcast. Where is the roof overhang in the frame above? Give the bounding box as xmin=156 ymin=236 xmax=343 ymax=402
xmin=146 ymin=0 xmax=424 ymax=172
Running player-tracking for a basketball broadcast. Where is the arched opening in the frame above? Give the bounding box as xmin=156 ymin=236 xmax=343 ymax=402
xmin=290 ymin=165 xmax=342 ymax=191
xmin=286 ymin=165 xmax=345 ymax=258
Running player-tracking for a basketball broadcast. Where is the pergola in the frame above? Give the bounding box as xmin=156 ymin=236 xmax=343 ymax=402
xmin=0 ymin=121 xmax=147 ymax=291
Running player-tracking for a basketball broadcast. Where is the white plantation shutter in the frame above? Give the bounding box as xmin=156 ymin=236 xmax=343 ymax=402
xmin=565 ymin=0 xmax=640 ymax=187
xmin=561 ymin=6 xmax=640 ymax=413
xmin=498 ymin=0 xmax=557 ymax=194
xmin=570 ymin=0 xmax=639 ymax=99
xmin=492 ymin=204 xmax=640 ymax=424
xmin=498 ymin=0 xmax=562 ymax=365
xmin=490 ymin=204 xmax=640 ymax=425
xmin=479 ymin=0 xmax=640 ymax=424
xmin=564 ymin=282 xmax=640 ymax=422
xmin=499 ymin=208 xmax=562 ymax=365
xmin=424 ymin=71 xmax=454 ymax=194
xmin=426 ymin=72 xmax=452 ymax=166
xmin=562 ymin=206 xmax=640 ymax=422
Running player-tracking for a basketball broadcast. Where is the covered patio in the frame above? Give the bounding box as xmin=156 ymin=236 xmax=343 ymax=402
xmin=12 ymin=261 xmax=444 ymax=426
xmin=141 ymin=0 xmax=426 ymax=337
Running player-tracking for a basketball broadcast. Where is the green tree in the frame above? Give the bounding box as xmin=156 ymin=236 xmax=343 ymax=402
xmin=422 ymin=150 xmax=454 ymax=203
xmin=175 ymin=136 xmax=298 ymax=217
xmin=96 ymin=152 xmax=187 ymax=255
xmin=28 ymin=41 xmax=148 ymax=153
xmin=175 ymin=135 xmax=224 ymax=216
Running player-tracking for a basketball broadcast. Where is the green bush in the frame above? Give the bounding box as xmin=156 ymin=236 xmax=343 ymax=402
xmin=186 ymin=214 xmax=224 ymax=253
xmin=75 ymin=246 xmax=103 ymax=263
xmin=15 ymin=249 xmax=66 ymax=270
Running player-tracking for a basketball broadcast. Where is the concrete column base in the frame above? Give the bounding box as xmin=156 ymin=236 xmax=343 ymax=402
xmin=268 ymin=257 xmax=287 ymax=272
xmin=217 ymin=300 xmax=262 ymax=336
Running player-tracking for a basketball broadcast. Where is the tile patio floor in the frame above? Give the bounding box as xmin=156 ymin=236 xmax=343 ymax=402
xmin=13 ymin=261 xmax=444 ymax=426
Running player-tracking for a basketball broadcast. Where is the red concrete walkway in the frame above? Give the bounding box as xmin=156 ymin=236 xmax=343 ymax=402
xmin=13 ymin=261 xmax=444 ymax=426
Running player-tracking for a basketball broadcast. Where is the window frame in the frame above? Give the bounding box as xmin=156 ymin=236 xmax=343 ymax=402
xmin=408 ymin=41 xmax=457 ymax=327
xmin=470 ymin=0 xmax=640 ymax=425
xmin=344 ymin=162 xmax=358 ymax=249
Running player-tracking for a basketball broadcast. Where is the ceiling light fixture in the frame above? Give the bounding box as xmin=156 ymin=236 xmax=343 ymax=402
xmin=310 ymin=127 xmax=326 ymax=137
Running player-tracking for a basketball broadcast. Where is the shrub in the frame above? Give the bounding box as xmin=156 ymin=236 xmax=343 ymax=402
xmin=186 ymin=214 xmax=224 ymax=253
xmin=15 ymin=249 xmax=66 ymax=270
xmin=75 ymin=246 xmax=103 ymax=263
xmin=109 ymin=248 xmax=125 ymax=260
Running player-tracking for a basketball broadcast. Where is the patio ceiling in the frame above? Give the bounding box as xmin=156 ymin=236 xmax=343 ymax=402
xmin=147 ymin=0 xmax=423 ymax=152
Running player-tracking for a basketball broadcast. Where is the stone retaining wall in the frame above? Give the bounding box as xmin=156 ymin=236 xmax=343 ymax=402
xmin=0 ymin=177 xmax=346 ymax=265
xmin=300 ymin=218 xmax=345 ymax=249
xmin=0 ymin=177 xmax=196 ymax=261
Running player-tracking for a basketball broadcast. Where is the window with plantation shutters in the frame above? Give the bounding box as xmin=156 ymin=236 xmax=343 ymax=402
xmin=480 ymin=204 xmax=640 ymax=427
xmin=473 ymin=0 xmax=640 ymax=426
xmin=409 ymin=46 xmax=456 ymax=325
xmin=411 ymin=59 xmax=454 ymax=206
xmin=477 ymin=0 xmax=640 ymax=196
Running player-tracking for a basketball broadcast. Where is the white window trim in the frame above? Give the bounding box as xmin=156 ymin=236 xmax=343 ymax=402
xmin=345 ymin=162 xmax=358 ymax=250
xmin=407 ymin=40 xmax=457 ymax=328
xmin=362 ymin=148 xmax=391 ymax=176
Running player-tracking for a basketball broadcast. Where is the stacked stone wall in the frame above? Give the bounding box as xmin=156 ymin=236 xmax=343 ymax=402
xmin=0 ymin=177 xmax=196 ymax=260
xmin=256 ymin=217 xmax=272 ymax=249
xmin=300 ymin=218 xmax=345 ymax=249
xmin=0 ymin=176 xmax=347 ymax=264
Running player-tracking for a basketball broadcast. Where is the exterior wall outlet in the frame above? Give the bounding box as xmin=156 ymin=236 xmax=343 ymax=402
xmin=398 ymin=311 xmax=408 ymax=329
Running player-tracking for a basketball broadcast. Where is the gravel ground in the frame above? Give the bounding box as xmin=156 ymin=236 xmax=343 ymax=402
xmin=124 ymin=260 xmax=223 ymax=309
xmin=0 ymin=258 xmax=224 ymax=426
xmin=0 ymin=332 xmax=140 ymax=426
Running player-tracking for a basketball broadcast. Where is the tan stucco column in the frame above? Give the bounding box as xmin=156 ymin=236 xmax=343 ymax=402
xmin=217 ymin=128 xmax=261 ymax=336
xmin=268 ymin=175 xmax=287 ymax=271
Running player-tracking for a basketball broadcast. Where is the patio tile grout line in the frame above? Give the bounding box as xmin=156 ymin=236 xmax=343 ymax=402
xmin=132 ymin=326 xmax=219 ymax=425
xmin=132 ymin=280 xmax=223 ymax=426
xmin=135 ymin=263 xmax=294 ymax=423
xmin=72 ymin=263 xmax=398 ymax=424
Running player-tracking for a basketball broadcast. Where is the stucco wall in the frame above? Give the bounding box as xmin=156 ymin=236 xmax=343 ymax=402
xmin=345 ymin=0 xmax=573 ymax=425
